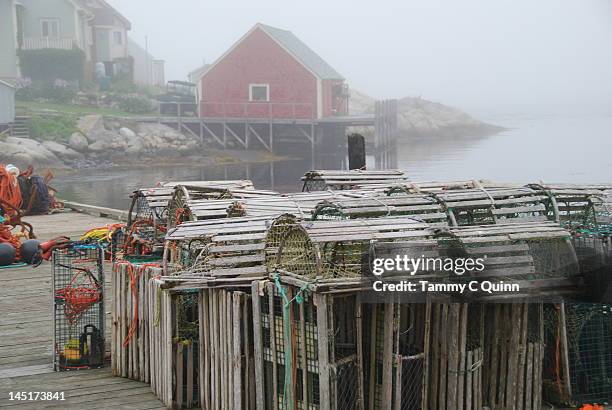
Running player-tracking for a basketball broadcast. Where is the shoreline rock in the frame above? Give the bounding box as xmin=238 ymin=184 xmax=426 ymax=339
xmin=349 ymin=89 xmax=505 ymax=139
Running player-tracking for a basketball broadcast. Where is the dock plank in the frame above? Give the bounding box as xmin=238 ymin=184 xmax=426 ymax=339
xmin=0 ymin=212 xmax=163 ymax=408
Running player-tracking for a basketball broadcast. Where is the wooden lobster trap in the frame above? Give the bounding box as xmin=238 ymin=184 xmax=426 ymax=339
xmin=483 ymin=303 xmax=545 ymax=410
xmin=311 ymin=195 xmax=449 ymax=227
xmin=199 ymin=287 xmax=255 ymax=410
xmin=166 ymin=183 xmax=279 ymax=228
xmin=441 ymin=221 xmax=581 ymax=299
xmin=124 ymin=181 xmax=255 ymax=256
xmin=251 ymin=278 xmax=364 ymax=410
xmin=426 ymin=187 xmax=552 ymax=227
xmin=163 ymin=216 xmax=275 ymax=288
xmin=146 ymin=279 xmax=200 ymax=409
xmin=301 ymin=170 xmax=409 ymax=192
xmin=381 ymin=179 xmax=513 ymax=196
xmin=111 ymin=262 xmax=161 ymax=382
xmin=264 ymin=215 xmax=433 ymax=292
xmin=126 ymin=186 xmax=175 ymax=255
xmin=166 ymin=197 xmax=308 ymax=230
xmin=112 ymin=263 xmax=255 ymax=409
xmin=526 ymin=183 xmax=612 ymax=228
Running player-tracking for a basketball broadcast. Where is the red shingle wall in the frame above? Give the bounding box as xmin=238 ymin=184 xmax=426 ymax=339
xmin=200 ymin=27 xmax=318 ymax=119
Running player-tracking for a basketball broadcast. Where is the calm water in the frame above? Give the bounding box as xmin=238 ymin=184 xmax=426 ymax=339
xmin=54 ymin=114 xmax=612 ymax=210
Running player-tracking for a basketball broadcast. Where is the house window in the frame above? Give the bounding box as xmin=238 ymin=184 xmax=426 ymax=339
xmin=249 ymin=84 xmax=269 ymax=102
xmin=113 ymin=31 xmax=123 ymax=45
xmin=41 ymin=19 xmax=60 ymax=38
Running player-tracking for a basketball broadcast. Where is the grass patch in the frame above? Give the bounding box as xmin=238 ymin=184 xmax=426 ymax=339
xmin=16 ymin=101 xmax=155 ymax=117
xmin=28 ymin=114 xmax=78 ymax=142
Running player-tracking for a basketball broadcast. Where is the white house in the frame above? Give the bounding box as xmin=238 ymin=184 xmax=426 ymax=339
xmin=0 ymin=80 xmax=16 ymax=130
xmin=128 ymin=38 xmax=165 ymax=87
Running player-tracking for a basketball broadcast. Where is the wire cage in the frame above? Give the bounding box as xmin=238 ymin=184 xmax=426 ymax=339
xmin=252 ymin=279 xmax=363 ymax=410
xmin=53 ymin=244 xmax=104 ymax=371
xmin=543 ymin=303 xmax=612 ymax=406
xmin=126 ymin=187 xmax=174 ymax=256
xmin=301 ymin=170 xmax=410 ymax=192
xmin=109 ymin=226 xmax=126 ymax=261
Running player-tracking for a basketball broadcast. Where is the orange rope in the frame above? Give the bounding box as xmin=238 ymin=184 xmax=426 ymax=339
xmin=0 ymin=224 xmax=21 ymax=261
xmin=0 ymin=166 xmax=22 ymax=221
xmin=123 ymin=218 xmax=166 ymax=255
xmin=115 ymin=261 xmax=161 ymax=347
xmin=55 ymin=267 xmax=101 ymax=325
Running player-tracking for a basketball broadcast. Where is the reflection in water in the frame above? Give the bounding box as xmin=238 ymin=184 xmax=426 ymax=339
xmin=54 ymin=114 xmax=612 ymax=210
xmin=54 ymin=153 xmax=348 ymax=210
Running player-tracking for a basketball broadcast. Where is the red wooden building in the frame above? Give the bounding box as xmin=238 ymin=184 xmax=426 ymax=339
xmin=197 ymin=23 xmax=349 ymax=120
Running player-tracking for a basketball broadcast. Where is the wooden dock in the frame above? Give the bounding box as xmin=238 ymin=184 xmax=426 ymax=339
xmin=0 ymin=212 xmax=164 ymax=409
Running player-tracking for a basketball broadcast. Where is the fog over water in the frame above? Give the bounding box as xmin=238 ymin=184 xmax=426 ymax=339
xmin=108 ymin=0 xmax=612 ymax=116
xmin=54 ymin=1 xmax=612 ymax=208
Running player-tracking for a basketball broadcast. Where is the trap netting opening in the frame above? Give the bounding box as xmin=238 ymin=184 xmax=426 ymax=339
xmin=173 ymin=292 xmax=200 ymax=408
xmin=53 ymin=245 xmax=104 ymax=371
xmin=544 ymin=303 xmax=612 ymax=405
xmin=260 ymin=284 xmax=321 ymax=409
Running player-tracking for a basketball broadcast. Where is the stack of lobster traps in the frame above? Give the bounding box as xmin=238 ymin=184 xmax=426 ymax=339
xmin=528 ymin=183 xmax=612 ymax=299
xmin=109 ymin=172 xmax=612 ymax=409
xmin=124 ymin=180 xmax=257 ymax=257
xmin=112 ymin=259 xmax=256 ymax=409
xmin=255 ymin=215 xmax=431 ymax=409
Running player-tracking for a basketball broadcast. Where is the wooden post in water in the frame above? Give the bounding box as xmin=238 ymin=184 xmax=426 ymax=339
xmin=348 ymin=133 xmax=366 ymax=170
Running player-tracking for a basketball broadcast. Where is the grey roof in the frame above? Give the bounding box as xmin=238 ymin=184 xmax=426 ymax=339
xmin=258 ymin=24 xmax=344 ymax=80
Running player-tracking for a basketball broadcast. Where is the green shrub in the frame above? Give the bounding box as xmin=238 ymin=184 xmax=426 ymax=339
xmin=16 ymin=81 xmax=77 ymax=104
xmin=118 ymin=94 xmax=153 ymax=114
xmin=18 ymin=48 xmax=85 ymax=83
xmin=28 ymin=114 xmax=78 ymax=142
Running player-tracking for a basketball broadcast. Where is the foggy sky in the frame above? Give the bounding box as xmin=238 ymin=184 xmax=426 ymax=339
xmin=108 ymin=0 xmax=612 ymax=116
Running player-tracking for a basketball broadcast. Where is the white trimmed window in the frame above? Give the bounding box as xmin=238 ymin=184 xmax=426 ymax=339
xmin=41 ymin=19 xmax=60 ymax=38
xmin=249 ymin=84 xmax=269 ymax=102
xmin=113 ymin=31 xmax=123 ymax=45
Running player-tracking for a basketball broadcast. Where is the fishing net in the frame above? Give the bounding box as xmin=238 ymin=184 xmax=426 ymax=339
xmin=175 ymin=292 xmax=199 ymax=342
xmin=167 ymin=187 xmax=191 ymax=228
xmin=544 ymin=303 xmax=612 ymax=405
xmin=172 ymin=291 xmax=200 ymax=407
